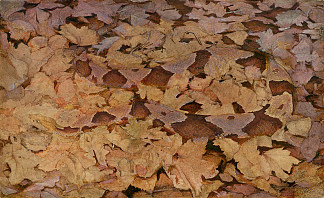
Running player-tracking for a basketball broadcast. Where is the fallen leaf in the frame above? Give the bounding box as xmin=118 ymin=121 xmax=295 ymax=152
xmin=206 ymin=113 xmax=255 ymax=137
xmin=59 ymin=23 xmax=98 ymax=46
xmin=1 ymin=139 xmax=46 ymax=185
xmin=213 ymin=138 xmax=240 ymax=161
xmin=226 ymin=31 xmax=248 ymax=45
xmin=165 ymin=138 xmax=218 ymax=196
xmin=234 ymin=136 xmax=299 ymax=180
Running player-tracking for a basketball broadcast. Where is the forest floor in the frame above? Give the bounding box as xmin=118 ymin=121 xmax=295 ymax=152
xmin=0 ymin=0 xmax=323 ymax=197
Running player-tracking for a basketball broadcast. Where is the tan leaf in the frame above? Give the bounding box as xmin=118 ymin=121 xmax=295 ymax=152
xmin=199 ymin=180 xmax=223 ymax=198
xmin=213 ymin=138 xmax=240 ymax=161
xmin=57 ymin=78 xmax=76 ymax=101
xmin=42 ymin=49 xmax=73 ymax=75
xmin=137 ymin=83 xmax=164 ymax=101
xmin=226 ymin=31 xmax=248 ymax=45
xmin=79 ymin=126 xmax=111 ymax=165
xmin=59 ymin=23 xmax=98 ymax=46
xmin=145 ymin=101 xmax=187 ymax=127
xmin=36 ymin=134 xmax=95 ymax=186
xmin=161 ymin=86 xmax=193 ymax=110
xmin=0 ymin=52 xmax=22 ymax=91
xmin=286 ymin=117 xmax=312 ymax=137
xmin=165 ymin=138 xmax=218 ymax=196
xmin=132 ymin=175 xmax=157 ymax=193
xmin=265 ymin=92 xmax=293 ymax=122
xmin=162 ymin=53 xmax=196 ymax=74
xmin=74 ymin=74 xmax=106 ymax=95
xmin=108 ymin=90 xmax=134 ymax=107
xmin=7 ymin=20 xmax=35 ymax=41
xmin=0 ymin=115 xmax=21 ymax=140
xmin=287 ymin=162 xmax=322 ymax=188
xmin=234 ymin=136 xmax=299 ymax=180
xmin=1 ymin=139 xmax=46 ymax=185
xmin=263 ymin=148 xmax=300 ymax=180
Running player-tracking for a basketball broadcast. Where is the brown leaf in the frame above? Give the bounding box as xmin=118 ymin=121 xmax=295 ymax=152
xmin=142 ymin=66 xmax=174 ymax=88
xmin=243 ymin=106 xmax=283 ymax=136
xmin=103 ymin=70 xmax=127 ymax=88
xmin=91 ymin=111 xmax=116 ymax=125
xmin=172 ymin=115 xmax=223 ymax=141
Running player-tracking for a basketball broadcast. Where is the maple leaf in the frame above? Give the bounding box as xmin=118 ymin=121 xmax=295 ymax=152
xmin=234 ymin=136 xmax=300 ymax=180
xmin=165 ymin=138 xmax=218 ymax=196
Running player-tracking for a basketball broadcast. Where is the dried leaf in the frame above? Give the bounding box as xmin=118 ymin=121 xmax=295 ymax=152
xmin=165 ymin=138 xmax=218 ymax=196
xmin=213 ymin=138 xmax=240 ymax=161
xmin=1 ymin=139 xmax=46 ymax=185
xmin=234 ymin=136 xmax=299 ymax=180
xmin=59 ymin=23 xmax=98 ymax=46
xmin=206 ymin=113 xmax=255 ymax=137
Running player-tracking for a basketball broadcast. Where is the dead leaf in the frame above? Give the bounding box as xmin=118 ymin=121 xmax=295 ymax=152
xmin=165 ymin=138 xmax=218 ymax=196
xmin=234 ymin=136 xmax=299 ymax=180
xmin=59 ymin=23 xmax=98 ymax=46
xmin=213 ymin=138 xmax=240 ymax=161
xmin=206 ymin=113 xmax=255 ymax=137
xmin=1 ymin=138 xmax=46 ymax=185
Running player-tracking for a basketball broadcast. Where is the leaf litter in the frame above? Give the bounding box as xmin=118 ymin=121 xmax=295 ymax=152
xmin=0 ymin=0 xmax=323 ymax=197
